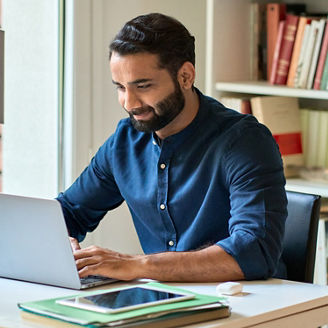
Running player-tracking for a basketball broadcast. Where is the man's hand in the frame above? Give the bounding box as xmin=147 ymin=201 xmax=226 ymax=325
xmin=72 ymin=244 xmax=245 ymax=282
xmin=74 ymin=246 xmax=144 ymax=281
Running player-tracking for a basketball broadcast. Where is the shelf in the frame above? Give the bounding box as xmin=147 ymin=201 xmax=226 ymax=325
xmin=215 ymin=81 xmax=328 ymax=100
xmin=286 ymin=178 xmax=328 ymax=198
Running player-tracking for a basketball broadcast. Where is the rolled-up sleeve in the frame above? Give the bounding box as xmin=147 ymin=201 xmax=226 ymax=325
xmin=56 ymin=136 xmax=124 ymax=242
xmin=217 ymin=122 xmax=287 ymax=280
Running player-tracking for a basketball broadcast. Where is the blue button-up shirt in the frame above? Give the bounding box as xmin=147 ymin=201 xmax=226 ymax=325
xmin=57 ymin=89 xmax=287 ymax=280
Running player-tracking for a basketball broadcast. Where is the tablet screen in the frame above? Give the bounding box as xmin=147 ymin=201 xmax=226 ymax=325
xmin=57 ymin=286 xmax=194 ymax=313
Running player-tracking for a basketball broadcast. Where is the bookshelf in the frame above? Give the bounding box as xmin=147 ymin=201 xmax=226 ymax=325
xmin=207 ymin=0 xmax=328 ymax=285
xmin=206 ymin=0 xmax=328 ymax=199
xmin=215 ymin=81 xmax=328 ymax=100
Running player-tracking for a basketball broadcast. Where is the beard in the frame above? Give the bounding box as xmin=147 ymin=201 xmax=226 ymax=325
xmin=127 ymin=83 xmax=185 ymax=133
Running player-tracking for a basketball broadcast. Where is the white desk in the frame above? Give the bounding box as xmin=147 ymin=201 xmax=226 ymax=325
xmin=1 ymin=278 xmax=328 ymax=328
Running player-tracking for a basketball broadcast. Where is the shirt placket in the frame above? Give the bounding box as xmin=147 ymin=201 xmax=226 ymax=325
xmin=157 ymin=144 xmax=177 ymax=251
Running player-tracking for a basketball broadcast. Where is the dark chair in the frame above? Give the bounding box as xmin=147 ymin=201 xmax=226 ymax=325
xmin=282 ymin=190 xmax=321 ymax=283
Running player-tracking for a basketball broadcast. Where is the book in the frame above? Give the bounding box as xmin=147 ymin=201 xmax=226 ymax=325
xmin=317 ymin=110 xmax=328 ymax=168
xmin=300 ymin=108 xmax=310 ymax=161
xmin=250 ymin=96 xmax=304 ymax=177
xmin=219 ymin=96 xmax=252 ymax=114
xmin=250 ymin=3 xmax=266 ymax=80
xmin=21 ymin=303 xmax=228 ymax=328
xmin=320 ymin=47 xmax=328 ymax=90
xmin=250 ymin=3 xmax=259 ymax=81
xmin=287 ymin=16 xmax=310 ymax=87
xmin=266 ymin=3 xmax=286 ymax=79
xmin=305 ymin=109 xmax=320 ymax=167
xmin=275 ymin=14 xmax=299 ymax=85
xmin=18 ymin=282 xmax=230 ymax=328
xmin=297 ymin=20 xmax=320 ymax=88
xmin=306 ymin=19 xmax=326 ymax=89
xmin=270 ymin=20 xmax=285 ymax=84
xmin=294 ymin=23 xmax=311 ymax=87
xmin=314 ymin=20 xmax=328 ymax=90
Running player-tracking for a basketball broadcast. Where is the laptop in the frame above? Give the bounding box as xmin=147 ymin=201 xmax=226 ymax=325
xmin=0 ymin=193 xmax=117 ymax=289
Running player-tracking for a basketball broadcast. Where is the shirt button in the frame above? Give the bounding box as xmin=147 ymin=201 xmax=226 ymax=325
xmin=168 ymin=240 xmax=174 ymax=247
xmin=160 ymin=163 xmax=166 ymax=170
xmin=160 ymin=204 xmax=166 ymax=210
xmin=152 ymin=140 xmax=157 ymax=145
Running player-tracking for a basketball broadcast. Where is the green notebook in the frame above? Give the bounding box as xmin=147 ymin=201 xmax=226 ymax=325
xmin=18 ymin=282 xmax=230 ymax=327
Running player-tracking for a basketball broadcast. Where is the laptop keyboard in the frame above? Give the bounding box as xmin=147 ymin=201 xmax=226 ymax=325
xmin=80 ymin=275 xmax=110 ymax=284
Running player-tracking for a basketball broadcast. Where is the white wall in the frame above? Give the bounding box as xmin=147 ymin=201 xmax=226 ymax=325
xmin=2 ymin=0 xmax=58 ymax=198
xmin=69 ymin=0 xmax=207 ymax=252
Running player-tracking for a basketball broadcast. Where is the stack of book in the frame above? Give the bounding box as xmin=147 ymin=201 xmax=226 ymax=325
xmin=250 ymin=2 xmax=328 ymax=90
xmin=300 ymin=108 xmax=328 ymax=168
xmin=18 ymin=282 xmax=230 ymax=328
xmin=218 ymin=96 xmax=328 ymax=176
xmin=250 ymin=96 xmax=304 ymax=177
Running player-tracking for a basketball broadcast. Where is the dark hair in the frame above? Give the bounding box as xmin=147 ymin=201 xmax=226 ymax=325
xmin=109 ymin=13 xmax=195 ymax=80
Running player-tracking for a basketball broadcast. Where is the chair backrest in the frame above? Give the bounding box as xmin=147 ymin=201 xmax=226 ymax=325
xmin=282 ymin=191 xmax=321 ymax=283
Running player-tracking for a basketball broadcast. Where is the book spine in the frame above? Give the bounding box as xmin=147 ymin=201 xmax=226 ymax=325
xmin=317 ymin=110 xmax=328 ymax=168
xmin=306 ymin=19 xmax=326 ymax=89
xmin=250 ymin=97 xmax=264 ymax=123
xmin=241 ymin=99 xmax=252 ymax=115
xmin=287 ymin=17 xmax=308 ymax=87
xmin=250 ymin=3 xmax=259 ymax=81
xmin=314 ymin=21 xmax=328 ymax=90
xmin=266 ymin=3 xmax=286 ymax=79
xmin=326 ymin=112 xmax=328 ymax=167
xmin=270 ymin=20 xmax=285 ymax=84
xmin=294 ymin=24 xmax=311 ymax=87
xmin=298 ymin=20 xmax=319 ymax=89
xmin=273 ymin=132 xmax=303 ymax=156
xmin=275 ymin=15 xmax=299 ymax=85
xmin=300 ymin=108 xmax=310 ymax=160
xmin=320 ymin=51 xmax=328 ymax=90
xmin=305 ymin=110 xmax=320 ymax=167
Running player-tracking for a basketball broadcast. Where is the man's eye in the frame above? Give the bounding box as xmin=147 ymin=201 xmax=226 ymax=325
xmin=138 ymin=84 xmax=151 ymax=89
xmin=116 ymin=85 xmax=125 ymax=91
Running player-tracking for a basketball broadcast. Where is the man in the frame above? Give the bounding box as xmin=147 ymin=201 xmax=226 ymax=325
xmin=57 ymin=13 xmax=287 ymax=282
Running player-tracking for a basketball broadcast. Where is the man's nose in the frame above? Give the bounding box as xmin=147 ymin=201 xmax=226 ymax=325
xmin=123 ymin=90 xmax=142 ymax=111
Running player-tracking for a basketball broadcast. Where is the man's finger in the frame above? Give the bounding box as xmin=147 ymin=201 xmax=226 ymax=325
xmin=69 ymin=237 xmax=81 ymax=252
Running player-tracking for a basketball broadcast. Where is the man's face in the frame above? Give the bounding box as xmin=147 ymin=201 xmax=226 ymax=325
xmin=110 ymin=52 xmax=185 ymax=133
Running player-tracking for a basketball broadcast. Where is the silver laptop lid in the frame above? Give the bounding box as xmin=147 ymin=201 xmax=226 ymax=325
xmin=0 ymin=193 xmax=82 ymax=289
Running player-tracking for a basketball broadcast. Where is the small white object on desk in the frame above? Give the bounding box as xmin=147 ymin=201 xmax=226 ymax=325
xmin=216 ymin=282 xmax=243 ymax=295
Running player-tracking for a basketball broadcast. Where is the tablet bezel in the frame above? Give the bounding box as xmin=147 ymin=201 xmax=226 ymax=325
xmin=56 ymin=284 xmax=195 ymax=313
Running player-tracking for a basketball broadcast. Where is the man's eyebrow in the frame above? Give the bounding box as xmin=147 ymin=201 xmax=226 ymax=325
xmin=112 ymin=78 xmax=153 ymax=86
xmin=128 ymin=78 xmax=153 ymax=85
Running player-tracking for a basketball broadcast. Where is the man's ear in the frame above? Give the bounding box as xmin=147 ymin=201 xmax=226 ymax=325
xmin=177 ymin=62 xmax=195 ymax=90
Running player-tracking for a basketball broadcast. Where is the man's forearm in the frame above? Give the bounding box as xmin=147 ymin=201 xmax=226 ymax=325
xmin=74 ymin=243 xmax=245 ymax=282
xmin=137 ymin=245 xmax=245 ymax=282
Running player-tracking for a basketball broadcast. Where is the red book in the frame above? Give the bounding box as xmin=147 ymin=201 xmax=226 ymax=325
xmin=314 ymin=21 xmax=328 ymax=90
xmin=270 ymin=20 xmax=285 ymax=84
xmin=266 ymin=3 xmax=286 ymax=79
xmin=275 ymin=14 xmax=299 ymax=85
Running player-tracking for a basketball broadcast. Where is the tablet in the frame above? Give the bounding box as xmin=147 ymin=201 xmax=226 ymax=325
xmin=56 ymin=285 xmax=195 ymax=313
